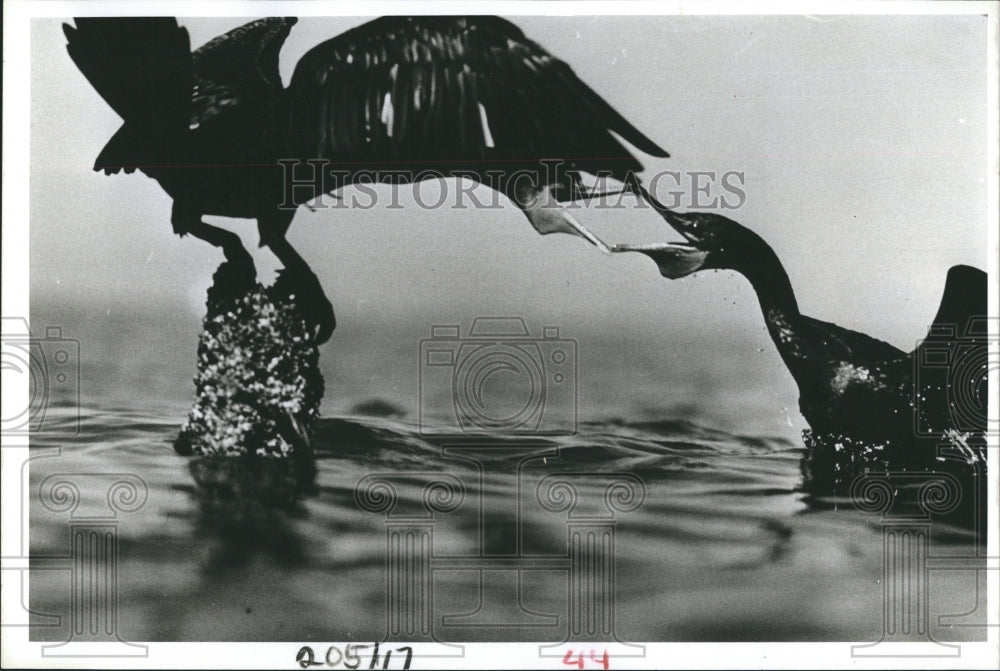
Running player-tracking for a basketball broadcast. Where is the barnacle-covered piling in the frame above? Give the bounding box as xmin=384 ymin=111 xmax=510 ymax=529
xmin=175 ymin=260 xmax=325 ymax=457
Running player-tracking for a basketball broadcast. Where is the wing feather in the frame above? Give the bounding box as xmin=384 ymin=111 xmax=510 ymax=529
xmin=64 ymin=18 xmax=191 ymax=129
xmin=926 ymin=265 xmax=987 ymax=337
xmin=189 ymin=17 xmax=296 ymax=127
xmin=283 ymin=16 xmax=668 ymax=178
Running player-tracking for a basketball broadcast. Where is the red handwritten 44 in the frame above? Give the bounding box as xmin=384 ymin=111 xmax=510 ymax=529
xmin=562 ymin=649 xmax=610 ymax=670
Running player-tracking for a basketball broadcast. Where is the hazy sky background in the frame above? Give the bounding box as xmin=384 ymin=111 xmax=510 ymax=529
xmin=29 ymin=13 xmax=989 ymax=433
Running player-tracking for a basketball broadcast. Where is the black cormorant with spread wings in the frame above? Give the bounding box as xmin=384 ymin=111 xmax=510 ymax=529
xmin=64 ymin=16 xmax=668 ymax=343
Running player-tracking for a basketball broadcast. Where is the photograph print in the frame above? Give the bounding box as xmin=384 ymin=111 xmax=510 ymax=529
xmin=3 ymin=2 xmax=997 ymax=669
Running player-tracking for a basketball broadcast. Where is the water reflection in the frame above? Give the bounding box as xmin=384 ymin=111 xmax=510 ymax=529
xmin=186 ymin=454 xmax=317 ymax=573
xmin=798 ymin=431 xmax=986 ymax=541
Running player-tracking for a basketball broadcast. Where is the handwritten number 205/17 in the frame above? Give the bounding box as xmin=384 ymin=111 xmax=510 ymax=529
xmin=297 ymin=643 xmax=413 ymax=670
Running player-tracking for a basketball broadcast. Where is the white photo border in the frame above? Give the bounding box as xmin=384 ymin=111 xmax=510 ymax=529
xmin=3 ymin=1 xmax=997 ymax=669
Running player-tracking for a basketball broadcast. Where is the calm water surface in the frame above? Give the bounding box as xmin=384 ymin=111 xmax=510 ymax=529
xmin=27 ymin=306 xmax=984 ymax=642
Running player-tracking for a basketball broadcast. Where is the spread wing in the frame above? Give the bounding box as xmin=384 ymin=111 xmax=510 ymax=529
xmin=283 ymin=16 xmax=668 ymax=177
xmin=190 ymin=17 xmax=297 ymax=128
xmin=64 ymin=18 xmax=192 ymax=130
xmin=798 ymin=266 xmax=987 ymax=365
xmin=923 ymin=264 xmax=988 ymax=342
xmin=911 ymin=265 xmax=988 ymax=434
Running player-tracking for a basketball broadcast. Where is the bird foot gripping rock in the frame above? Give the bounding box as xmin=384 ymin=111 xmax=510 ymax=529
xmin=175 ymin=260 xmax=324 ymax=458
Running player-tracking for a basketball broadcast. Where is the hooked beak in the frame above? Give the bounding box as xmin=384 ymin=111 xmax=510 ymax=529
xmin=611 ymin=242 xmax=709 ymax=279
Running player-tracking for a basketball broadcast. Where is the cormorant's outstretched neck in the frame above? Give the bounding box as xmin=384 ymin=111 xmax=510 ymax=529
xmin=614 ymin=211 xmax=988 ymax=447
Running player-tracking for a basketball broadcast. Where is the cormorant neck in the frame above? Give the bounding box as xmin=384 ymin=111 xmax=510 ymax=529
xmin=728 ymin=234 xmax=800 ymax=318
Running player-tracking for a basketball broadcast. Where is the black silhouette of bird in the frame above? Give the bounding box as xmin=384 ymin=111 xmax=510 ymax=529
xmin=63 ymin=16 xmax=669 ymax=343
xmin=613 ymin=209 xmax=989 ymax=448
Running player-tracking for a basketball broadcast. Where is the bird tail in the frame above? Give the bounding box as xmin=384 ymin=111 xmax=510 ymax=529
xmin=93 ymin=124 xmax=143 ymax=174
xmin=64 ymin=18 xmax=193 ymax=170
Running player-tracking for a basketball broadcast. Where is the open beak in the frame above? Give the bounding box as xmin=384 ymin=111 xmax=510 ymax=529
xmin=515 ymin=183 xmax=612 ymax=254
xmin=611 ymin=242 xmax=709 ymax=279
xmin=561 ymin=215 xmax=612 ymax=254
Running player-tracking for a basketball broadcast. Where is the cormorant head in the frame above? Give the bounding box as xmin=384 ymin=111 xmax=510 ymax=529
xmin=612 ymin=211 xmax=761 ymax=279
